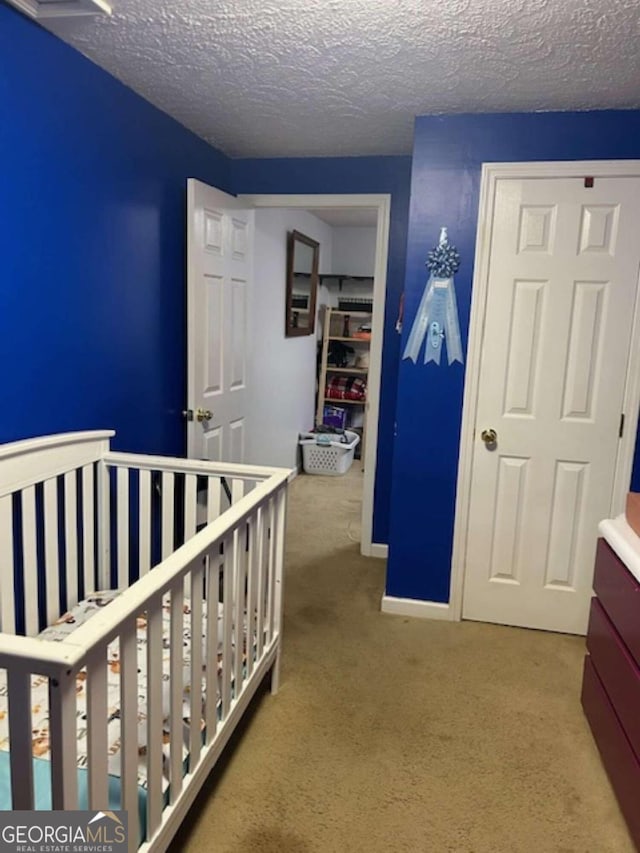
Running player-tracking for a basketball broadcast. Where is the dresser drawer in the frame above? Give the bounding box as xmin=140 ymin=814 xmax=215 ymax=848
xmin=587 ymin=598 xmax=640 ymax=761
xmin=593 ymin=538 xmax=640 ymax=668
xmin=581 ymin=655 xmax=640 ymax=849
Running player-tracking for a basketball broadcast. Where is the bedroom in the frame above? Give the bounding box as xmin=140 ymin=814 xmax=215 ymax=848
xmin=2 ymin=0 xmax=640 ymax=849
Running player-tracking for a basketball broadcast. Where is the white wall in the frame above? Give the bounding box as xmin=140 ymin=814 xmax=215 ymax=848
xmin=318 ymin=225 xmax=376 ymax=316
xmin=247 ymin=209 xmax=333 ymax=470
xmin=331 ymin=226 xmax=377 ymax=276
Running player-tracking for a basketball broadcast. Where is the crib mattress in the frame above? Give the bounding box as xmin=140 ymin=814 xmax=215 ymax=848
xmin=0 ymin=589 xmax=237 ymax=801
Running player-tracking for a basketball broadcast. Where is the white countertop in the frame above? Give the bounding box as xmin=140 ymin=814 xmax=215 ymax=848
xmin=599 ymin=514 xmax=640 ymax=584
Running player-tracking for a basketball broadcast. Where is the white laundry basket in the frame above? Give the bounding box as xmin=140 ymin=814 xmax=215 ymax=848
xmin=299 ymin=430 xmax=360 ymax=476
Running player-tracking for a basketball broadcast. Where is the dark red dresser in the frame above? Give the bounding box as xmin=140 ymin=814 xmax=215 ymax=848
xmin=582 ymin=532 xmax=640 ymax=848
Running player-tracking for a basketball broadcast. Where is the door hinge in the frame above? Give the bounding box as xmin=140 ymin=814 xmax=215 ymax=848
xmin=619 ymin=413 xmax=625 ymax=438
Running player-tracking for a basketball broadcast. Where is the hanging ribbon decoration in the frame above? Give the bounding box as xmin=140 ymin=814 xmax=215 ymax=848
xmin=402 ymin=227 xmax=464 ymax=366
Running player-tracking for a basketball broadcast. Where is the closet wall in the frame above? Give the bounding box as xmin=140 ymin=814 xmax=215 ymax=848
xmin=318 ymin=226 xmax=376 ymax=310
xmin=332 ymin=227 xmax=377 ymax=275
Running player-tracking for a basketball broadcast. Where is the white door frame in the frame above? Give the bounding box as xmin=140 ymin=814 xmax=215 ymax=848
xmin=450 ymin=160 xmax=640 ymax=621
xmin=240 ymin=193 xmax=392 ymax=559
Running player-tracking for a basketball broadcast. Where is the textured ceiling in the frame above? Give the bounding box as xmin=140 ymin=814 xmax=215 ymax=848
xmin=44 ymin=0 xmax=640 ymax=158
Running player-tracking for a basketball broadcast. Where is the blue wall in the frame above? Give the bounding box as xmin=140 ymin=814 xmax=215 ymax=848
xmin=387 ymin=111 xmax=640 ymax=603
xmin=0 ymin=3 xmax=232 ymax=455
xmin=232 ymin=158 xmax=412 ymax=543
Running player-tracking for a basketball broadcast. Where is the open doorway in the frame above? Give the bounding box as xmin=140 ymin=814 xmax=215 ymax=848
xmin=310 ymin=206 xmax=376 ymax=471
xmin=241 ymin=193 xmax=391 ymax=559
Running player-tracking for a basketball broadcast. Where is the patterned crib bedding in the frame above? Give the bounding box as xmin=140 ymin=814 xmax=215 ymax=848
xmin=0 ymin=589 xmax=238 ymax=795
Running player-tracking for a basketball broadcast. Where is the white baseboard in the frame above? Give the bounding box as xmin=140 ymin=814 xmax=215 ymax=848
xmin=380 ymin=594 xmax=456 ymax=621
xmin=369 ymin=543 xmax=388 ymax=559
xmin=287 ymin=466 xmax=300 ymax=483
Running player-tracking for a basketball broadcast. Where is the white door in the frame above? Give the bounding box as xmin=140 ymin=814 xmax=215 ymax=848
xmin=463 ymin=176 xmax=640 ymax=634
xmin=186 ymin=179 xmax=254 ymax=462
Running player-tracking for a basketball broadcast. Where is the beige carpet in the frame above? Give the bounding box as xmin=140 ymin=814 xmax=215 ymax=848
xmin=170 ymin=467 xmax=633 ymax=853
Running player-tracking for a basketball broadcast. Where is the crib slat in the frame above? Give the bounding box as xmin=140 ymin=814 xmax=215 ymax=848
xmin=205 ymin=551 xmax=221 ymax=740
xmin=161 ymin=472 xmax=175 ymax=559
xmin=189 ymin=560 xmax=204 ymax=767
xmin=43 ymin=479 xmax=60 ymax=627
xmin=139 ymin=469 xmax=152 ymax=577
xmin=49 ymin=670 xmax=79 ymax=809
xmin=82 ymin=464 xmax=95 ymax=596
xmin=221 ymin=534 xmax=234 ymax=718
xmin=184 ymin=474 xmax=197 ymax=542
xmin=120 ymin=619 xmax=139 ymax=848
xmin=271 ymin=488 xmax=287 ymax=693
xmin=0 ymin=495 xmax=16 ymax=634
xmin=233 ymin=525 xmax=245 ymax=694
xmin=231 ymin=478 xmax=245 ymax=505
xmin=97 ymin=461 xmax=110 ymax=590
xmin=86 ymin=649 xmax=109 ymax=808
xmin=182 ymin=474 xmax=197 ymax=600
xmin=147 ymin=596 xmax=164 ymax=838
xmin=64 ymin=471 xmax=79 ymax=609
xmin=116 ymin=467 xmax=129 ymax=588
xmin=170 ymin=581 xmax=184 ymax=804
xmin=7 ymin=669 xmax=33 ymax=808
xmin=266 ymin=497 xmax=276 ymax=644
xmin=21 ymin=486 xmax=39 ymax=636
xmin=207 ymin=476 xmax=221 ymax=522
xmin=246 ymin=513 xmax=257 ymax=678
xmin=255 ymin=506 xmax=266 ymax=659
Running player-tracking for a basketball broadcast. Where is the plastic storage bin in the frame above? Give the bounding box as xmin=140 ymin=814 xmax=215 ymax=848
xmin=299 ymin=430 xmax=360 ymax=476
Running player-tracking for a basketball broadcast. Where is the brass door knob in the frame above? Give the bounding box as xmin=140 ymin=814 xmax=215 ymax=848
xmin=481 ymin=428 xmax=497 ymax=445
xmin=196 ymin=408 xmax=213 ymax=422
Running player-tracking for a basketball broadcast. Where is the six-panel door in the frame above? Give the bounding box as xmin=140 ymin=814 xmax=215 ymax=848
xmin=463 ymin=177 xmax=640 ymax=634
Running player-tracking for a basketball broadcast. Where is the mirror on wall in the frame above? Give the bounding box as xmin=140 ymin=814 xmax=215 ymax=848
xmin=286 ymin=230 xmax=320 ymax=337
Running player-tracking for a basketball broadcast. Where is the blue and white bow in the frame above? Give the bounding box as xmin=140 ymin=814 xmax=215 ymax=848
xmin=402 ymin=227 xmax=464 ymax=366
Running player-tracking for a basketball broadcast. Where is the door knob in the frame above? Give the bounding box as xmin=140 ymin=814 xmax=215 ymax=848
xmin=196 ymin=408 xmax=213 ymax=422
xmin=481 ymin=428 xmax=497 ymax=445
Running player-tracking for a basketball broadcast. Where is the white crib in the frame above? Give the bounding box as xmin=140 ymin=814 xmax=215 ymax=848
xmin=0 ymin=431 xmax=289 ymax=852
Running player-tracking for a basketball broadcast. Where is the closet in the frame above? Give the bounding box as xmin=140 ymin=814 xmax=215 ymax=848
xmin=316 ymin=274 xmax=373 ymax=458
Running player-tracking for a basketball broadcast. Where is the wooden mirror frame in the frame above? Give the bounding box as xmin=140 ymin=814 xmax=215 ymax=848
xmin=285 ymin=230 xmax=320 ymax=337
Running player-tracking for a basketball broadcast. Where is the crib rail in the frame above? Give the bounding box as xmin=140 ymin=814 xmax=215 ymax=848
xmin=0 ymin=431 xmax=114 ymax=636
xmin=0 ymin=434 xmax=289 ymax=852
xmin=101 ymin=451 xmax=284 ymax=592
xmin=0 ymin=436 xmax=286 ymax=637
